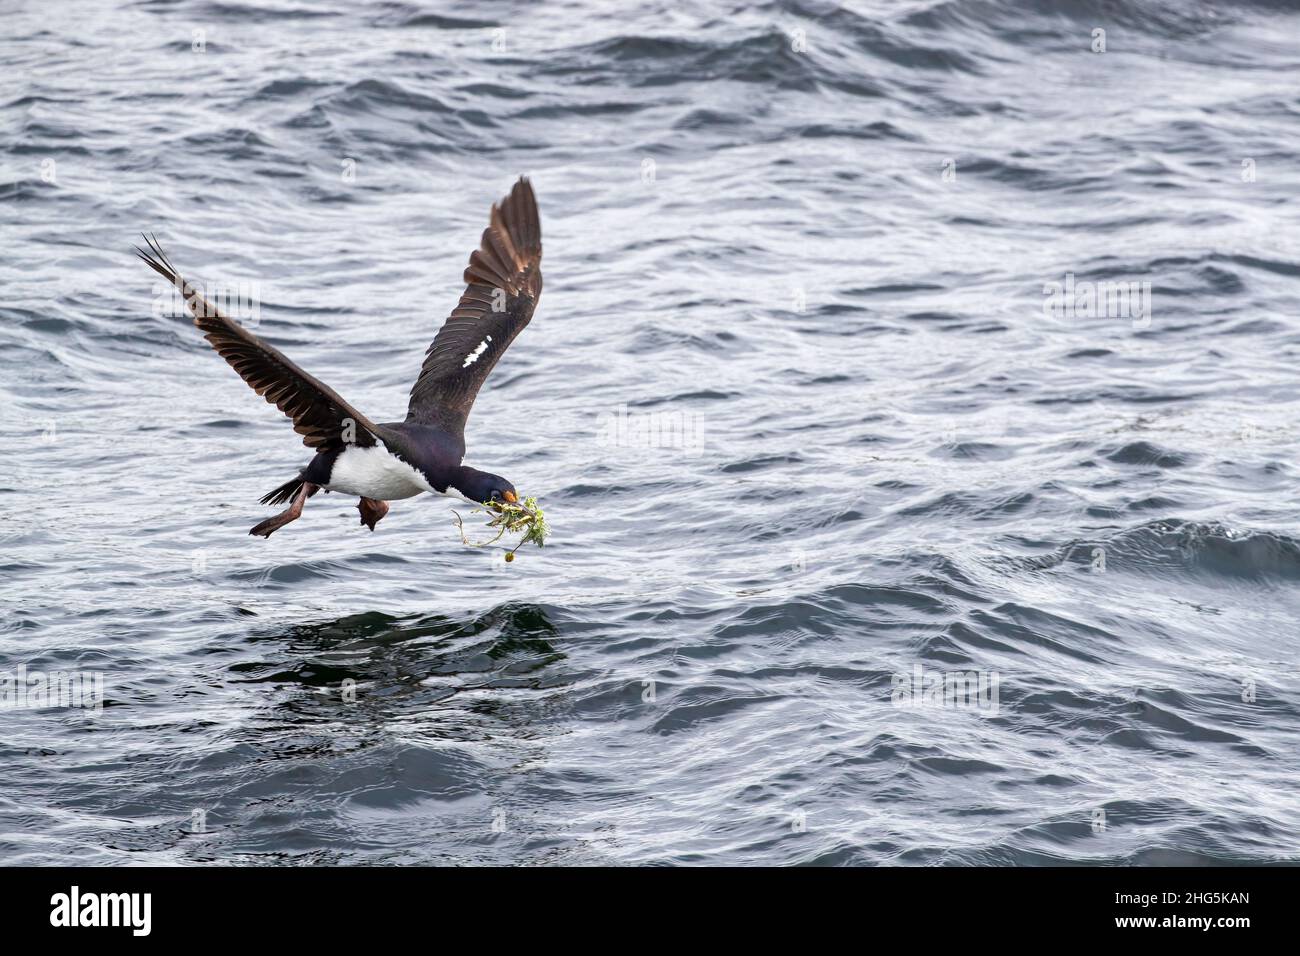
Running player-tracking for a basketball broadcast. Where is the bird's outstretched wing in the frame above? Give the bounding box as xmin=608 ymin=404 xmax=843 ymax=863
xmin=136 ymin=234 xmax=382 ymax=451
xmin=406 ymin=176 xmax=542 ymax=435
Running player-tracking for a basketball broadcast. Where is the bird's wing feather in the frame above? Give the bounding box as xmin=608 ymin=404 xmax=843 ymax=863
xmin=405 ymin=176 xmax=542 ymax=435
xmin=136 ymin=234 xmax=382 ymax=451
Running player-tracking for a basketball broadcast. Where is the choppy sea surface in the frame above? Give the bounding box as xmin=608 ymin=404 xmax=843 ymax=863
xmin=3 ymin=0 xmax=1300 ymax=866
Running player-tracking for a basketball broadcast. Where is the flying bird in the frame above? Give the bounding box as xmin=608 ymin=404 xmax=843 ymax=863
xmin=137 ymin=176 xmax=542 ymax=537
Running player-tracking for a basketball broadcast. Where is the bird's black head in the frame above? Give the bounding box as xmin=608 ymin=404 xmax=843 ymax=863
xmin=452 ymin=466 xmax=518 ymax=506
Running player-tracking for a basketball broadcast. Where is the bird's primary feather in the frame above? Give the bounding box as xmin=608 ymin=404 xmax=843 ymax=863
xmin=135 ymin=233 xmax=383 ymax=453
xmin=405 ymin=176 xmax=543 ymax=436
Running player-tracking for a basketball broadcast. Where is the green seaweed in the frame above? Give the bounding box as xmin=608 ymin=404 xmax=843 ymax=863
xmin=452 ymin=496 xmax=549 ymax=560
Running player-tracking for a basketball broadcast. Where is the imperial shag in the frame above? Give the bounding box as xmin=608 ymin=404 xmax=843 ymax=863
xmin=137 ymin=177 xmax=543 ymax=537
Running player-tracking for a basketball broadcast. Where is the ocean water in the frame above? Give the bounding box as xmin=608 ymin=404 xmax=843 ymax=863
xmin=2 ymin=0 xmax=1300 ymax=866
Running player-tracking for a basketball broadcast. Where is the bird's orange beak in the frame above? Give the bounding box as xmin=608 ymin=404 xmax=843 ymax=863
xmin=503 ymin=490 xmax=518 ymax=504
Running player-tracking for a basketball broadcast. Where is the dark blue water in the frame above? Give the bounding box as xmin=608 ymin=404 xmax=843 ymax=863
xmin=3 ymin=0 xmax=1299 ymax=865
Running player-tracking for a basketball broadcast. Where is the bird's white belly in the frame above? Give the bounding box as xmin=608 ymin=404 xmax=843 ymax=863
xmin=325 ymin=445 xmax=432 ymax=500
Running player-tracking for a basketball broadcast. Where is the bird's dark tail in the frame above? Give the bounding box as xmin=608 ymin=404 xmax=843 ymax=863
xmin=260 ymin=476 xmax=304 ymax=506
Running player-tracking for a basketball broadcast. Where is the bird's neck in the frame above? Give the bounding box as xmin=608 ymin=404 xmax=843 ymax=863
xmin=448 ymin=465 xmax=488 ymax=500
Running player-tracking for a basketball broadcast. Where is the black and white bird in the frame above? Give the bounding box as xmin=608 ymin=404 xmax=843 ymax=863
xmin=137 ymin=176 xmax=543 ymax=537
